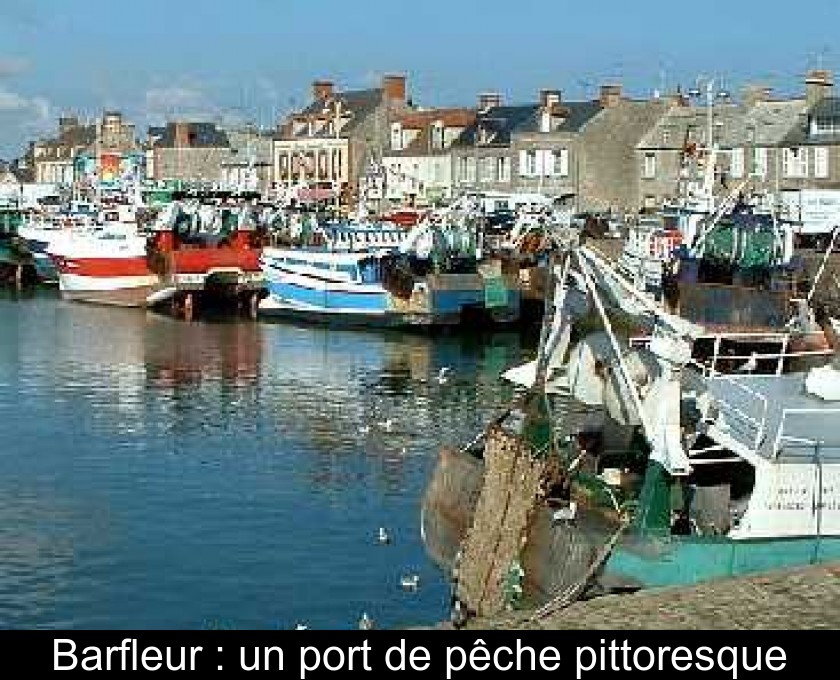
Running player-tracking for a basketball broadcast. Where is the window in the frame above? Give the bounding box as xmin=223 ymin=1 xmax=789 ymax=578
xmin=465 ymin=157 xmax=477 ymax=183
xmin=752 ymin=147 xmax=768 ymax=178
xmin=783 ymin=147 xmax=808 ymax=178
xmin=730 ymin=148 xmax=744 ymax=178
xmin=431 ymin=123 xmax=444 ymax=150
xmin=643 ymin=153 xmax=656 ymax=179
xmin=479 ymin=157 xmax=495 ymax=183
xmin=390 ymin=123 xmax=403 ymax=151
xmin=815 ymin=147 xmax=830 ymax=179
xmin=540 ymin=111 xmax=552 ymax=133
xmin=662 ymin=129 xmax=671 ymax=146
xmin=813 ymin=117 xmax=838 ymax=136
xmin=553 ymin=149 xmax=569 ymax=177
xmin=519 ymin=150 xmax=538 ymax=177
xmin=496 ymin=156 xmax=510 ymax=182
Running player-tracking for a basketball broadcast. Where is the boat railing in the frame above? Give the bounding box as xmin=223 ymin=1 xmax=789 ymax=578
xmin=697 ymin=367 xmax=770 ymax=455
xmin=772 ymin=408 xmax=840 ymax=462
xmin=629 ymin=330 xmax=832 ymax=377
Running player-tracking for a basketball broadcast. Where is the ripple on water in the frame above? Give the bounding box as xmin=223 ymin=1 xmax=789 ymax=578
xmin=0 ymin=294 xmax=534 ymax=628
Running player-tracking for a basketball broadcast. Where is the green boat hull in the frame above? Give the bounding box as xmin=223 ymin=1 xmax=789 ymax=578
xmin=602 ymin=534 xmax=840 ymax=589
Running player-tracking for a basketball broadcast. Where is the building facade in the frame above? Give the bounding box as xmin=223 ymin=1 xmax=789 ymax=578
xmin=150 ymin=122 xmax=232 ymax=184
xmin=381 ymin=107 xmax=475 ymax=205
xmin=273 ymin=75 xmax=411 ymax=206
xmin=32 ymin=116 xmax=95 ymax=185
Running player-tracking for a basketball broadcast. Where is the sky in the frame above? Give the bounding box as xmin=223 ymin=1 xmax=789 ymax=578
xmin=0 ymin=0 xmax=838 ymax=158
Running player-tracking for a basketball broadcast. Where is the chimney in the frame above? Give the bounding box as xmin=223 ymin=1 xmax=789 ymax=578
xmin=599 ymin=84 xmax=623 ymax=108
xmin=540 ymin=89 xmax=562 ymax=108
xmin=478 ymin=92 xmax=502 ymax=111
xmin=173 ymin=121 xmax=191 ymax=148
xmin=743 ymin=84 xmax=773 ymax=107
xmin=806 ymin=69 xmax=834 ymax=106
xmin=313 ymin=80 xmax=335 ymax=102
xmin=382 ymin=74 xmax=407 ymax=103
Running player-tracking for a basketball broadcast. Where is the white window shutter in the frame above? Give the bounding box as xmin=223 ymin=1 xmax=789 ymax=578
xmin=559 ymin=149 xmax=569 ymax=177
xmin=533 ymin=150 xmax=544 ymax=176
xmin=519 ymin=150 xmax=528 ymax=177
xmin=542 ymin=150 xmax=555 ymax=177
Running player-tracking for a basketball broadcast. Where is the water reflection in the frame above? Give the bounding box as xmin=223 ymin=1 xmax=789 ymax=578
xmin=0 ymin=293 xmax=534 ymax=628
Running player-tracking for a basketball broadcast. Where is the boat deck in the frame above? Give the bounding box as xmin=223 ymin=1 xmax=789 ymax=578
xmin=702 ymin=372 xmax=840 ymax=462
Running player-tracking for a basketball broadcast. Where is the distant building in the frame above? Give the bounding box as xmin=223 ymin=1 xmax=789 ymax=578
xmin=150 ymin=122 xmax=232 ymax=183
xmin=381 ymin=107 xmax=475 ymax=205
xmin=220 ymin=124 xmax=274 ymax=194
xmin=452 ymin=86 xmax=665 ymax=213
xmin=779 ymin=70 xmax=840 ymax=190
xmin=32 ymin=116 xmax=95 ymax=185
xmin=273 ymin=75 xmax=411 ymax=206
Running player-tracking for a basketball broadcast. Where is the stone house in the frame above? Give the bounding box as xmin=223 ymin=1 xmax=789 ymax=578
xmin=777 ymin=70 xmax=840 ymax=190
xmin=381 ymin=107 xmax=475 ymax=205
xmin=273 ymin=75 xmax=411 ymax=206
xmin=32 ymin=116 xmax=96 ymax=185
xmin=220 ymin=124 xmax=274 ymax=195
xmin=150 ymin=121 xmax=232 ymax=184
xmin=452 ymin=86 xmax=667 ymax=213
xmin=635 ymin=72 xmax=839 ymax=209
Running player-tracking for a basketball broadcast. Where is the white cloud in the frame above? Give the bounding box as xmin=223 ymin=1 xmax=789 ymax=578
xmin=0 ymin=86 xmax=53 ymax=157
xmin=0 ymin=57 xmax=30 ymax=77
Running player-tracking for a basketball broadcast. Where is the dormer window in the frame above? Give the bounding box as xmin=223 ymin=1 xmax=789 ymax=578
xmin=812 ymin=116 xmax=838 ymax=136
xmin=391 ymin=122 xmax=403 ymax=151
xmin=477 ymin=125 xmax=494 ymax=145
xmin=540 ymin=111 xmax=552 ymax=133
xmin=431 ymin=121 xmax=445 ymax=150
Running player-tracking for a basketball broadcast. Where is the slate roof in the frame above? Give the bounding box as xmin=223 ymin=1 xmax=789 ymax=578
xmin=784 ymin=96 xmax=840 ymax=146
xmin=452 ymin=100 xmax=603 ymax=148
xmin=155 ymin=122 xmax=230 ymax=148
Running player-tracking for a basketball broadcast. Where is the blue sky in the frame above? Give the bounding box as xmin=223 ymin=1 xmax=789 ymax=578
xmin=0 ymin=0 xmax=838 ymax=157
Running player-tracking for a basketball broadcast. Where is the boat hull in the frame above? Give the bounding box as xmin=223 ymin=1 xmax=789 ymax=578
xmin=58 ymin=272 xmax=161 ymax=307
xmin=600 ymin=534 xmax=840 ymax=591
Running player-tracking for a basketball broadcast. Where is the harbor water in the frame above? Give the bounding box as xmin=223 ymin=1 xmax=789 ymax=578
xmin=0 ymin=290 xmax=533 ymax=629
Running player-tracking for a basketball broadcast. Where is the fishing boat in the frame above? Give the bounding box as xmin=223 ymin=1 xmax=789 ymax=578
xmin=48 ymin=199 xmax=265 ymax=314
xmin=0 ymin=200 xmax=37 ymax=286
xmin=259 ymin=217 xmax=521 ymax=327
xmin=422 ymin=229 xmax=840 ymax=621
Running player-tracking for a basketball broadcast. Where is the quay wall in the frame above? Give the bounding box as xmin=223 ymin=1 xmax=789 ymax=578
xmin=469 ymin=561 xmax=840 ymax=629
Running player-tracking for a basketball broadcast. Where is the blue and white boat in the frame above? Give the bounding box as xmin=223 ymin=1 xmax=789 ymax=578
xmin=259 ymin=221 xmax=520 ymax=327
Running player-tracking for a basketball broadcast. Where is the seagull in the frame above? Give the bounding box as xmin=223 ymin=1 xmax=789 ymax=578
xmin=400 ymin=574 xmax=420 ymax=591
xmin=358 ymin=425 xmax=370 ymax=435
xmin=378 ymin=418 xmax=394 ymax=432
xmin=294 ymin=623 xmax=308 ymax=630
xmin=377 ymin=527 xmax=391 ymax=544
xmin=436 ymin=367 xmax=451 ymax=385
xmin=736 ymin=352 xmax=759 ymax=374
xmin=358 ymin=612 xmax=375 ymax=630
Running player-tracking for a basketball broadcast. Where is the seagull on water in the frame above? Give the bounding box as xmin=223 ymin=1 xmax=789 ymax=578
xmin=400 ymin=574 xmax=420 ymax=591
xmin=358 ymin=424 xmax=371 ymax=435
xmin=358 ymin=612 xmax=375 ymax=630
xmin=294 ymin=623 xmax=308 ymax=630
xmin=377 ymin=527 xmax=391 ymax=544
xmin=378 ymin=418 xmax=394 ymax=432
xmin=436 ymin=367 xmax=451 ymax=385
